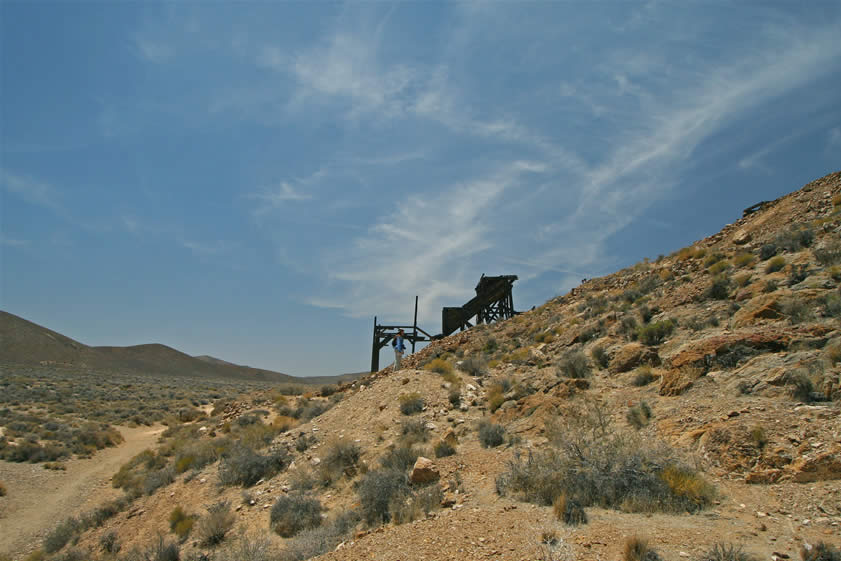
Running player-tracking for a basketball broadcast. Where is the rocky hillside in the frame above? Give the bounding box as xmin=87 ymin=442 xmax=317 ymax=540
xmin=10 ymin=171 xmax=841 ymax=561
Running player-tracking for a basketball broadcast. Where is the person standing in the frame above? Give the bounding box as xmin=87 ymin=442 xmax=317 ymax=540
xmin=393 ymin=329 xmax=406 ymax=370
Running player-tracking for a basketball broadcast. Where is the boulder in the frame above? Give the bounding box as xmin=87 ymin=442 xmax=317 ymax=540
xmin=608 ymin=343 xmax=661 ymax=374
xmin=733 ymin=229 xmax=752 ymax=245
xmin=442 ymin=428 xmax=458 ymax=446
xmin=409 ymin=457 xmax=440 ymax=484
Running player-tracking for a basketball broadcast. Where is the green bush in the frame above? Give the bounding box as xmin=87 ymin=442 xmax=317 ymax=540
xmin=478 ymin=420 xmax=505 ymax=448
xmin=271 ymin=493 xmax=322 ymax=537
xmin=321 ymin=439 xmax=361 ymax=480
xmin=637 ymin=320 xmax=675 ymax=346
xmin=708 ymin=260 xmax=731 ymax=275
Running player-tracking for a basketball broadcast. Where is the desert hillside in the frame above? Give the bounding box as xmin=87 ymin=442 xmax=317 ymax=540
xmin=1 ymin=171 xmax=840 ymax=561
xmin=0 ymin=311 xmax=350 ymax=384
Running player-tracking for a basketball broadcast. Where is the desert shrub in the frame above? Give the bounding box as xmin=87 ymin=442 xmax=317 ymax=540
xmin=557 ymin=350 xmax=591 ymax=379
xmin=478 ymin=420 xmax=505 ymax=448
xmin=631 ymin=367 xmax=656 ymax=387
xmin=591 ymin=346 xmax=609 ymax=369
xmin=637 ymin=320 xmax=675 ymax=346
xmin=699 ymin=543 xmax=758 ymax=561
xmin=822 ymin=293 xmax=841 ymax=318
xmin=764 ymin=279 xmax=779 ymax=293
xmin=783 ymin=298 xmax=814 ymax=323
xmin=448 ymin=390 xmax=461 ymax=407
xmin=708 ymin=260 xmax=732 ymax=275
xmin=765 ymin=256 xmax=786 ymax=273
xmin=624 ymin=536 xmax=662 ymax=561
xmin=271 ymin=493 xmax=322 ymax=537
xmin=169 ymin=506 xmax=195 ymax=540
xmin=294 ymin=399 xmax=330 ymax=421
xmin=144 ymin=535 xmax=180 ymax=561
xmin=785 ymin=370 xmax=816 ymax=402
xmin=733 ymin=252 xmax=755 ymax=268
xmin=776 ymin=227 xmax=814 ymax=252
xmin=749 ymin=425 xmax=768 ymax=450
xmin=197 ymin=501 xmax=236 ymax=546
xmin=379 ymin=445 xmax=419 ymax=472
xmin=52 ymin=548 xmax=86 ymax=561
xmin=496 ymin=404 xmax=714 ymax=514
xmin=99 ymin=531 xmax=121 ymax=554
xmin=553 ymin=493 xmax=587 ymax=525
xmin=321 ymin=439 xmax=361 ymax=480
xmin=733 ymin=273 xmax=752 ymax=288
xmin=391 ymin=483 xmax=442 ymax=524
xmin=144 ymin=466 xmax=175 ymax=495
xmin=626 ymin=402 xmax=652 ymax=429
xmin=398 ymin=393 xmax=425 ymax=415
xmin=218 ymin=445 xmax=289 ymax=487
xmin=759 ymin=243 xmax=778 ymax=261
xmin=358 ymin=469 xmax=411 ymax=525
xmin=620 ymin=315 xmax=639 ymax=338
xmin=788 ymin=264 xmax=810 ymax=287
xmin=800 ymin=541 xmax=841 ymax=561
xmin=814 ymin=241 xmax=841 ymax=266
xmin=459 ymin=356 xmax=488 ymax=376
xmin=295 ymin=433 xmax=317 ymax=453
xmin=483 ymin=337 xmax=498 ymax=354
xmin=424 ymin=358 xmax=453 ymax=376
xmin=320 ymin=385 xmax=338 ymax=397
xmin=43 ymin=516 xmax=81 ymax=553
xmin=830 ymin=266 xmax=841 ymax=282
xmin=434 ymin=440 xmax=456 ymax=458
xmin=826 ymin=341 xmax=841 ymax=366
xmin=706 ymin=274 xmax=731 ymax=300
xmin=279 ymin=510 xmax=360 ymax=561
xmin=400 ymin=419 xmax=430 ymax=446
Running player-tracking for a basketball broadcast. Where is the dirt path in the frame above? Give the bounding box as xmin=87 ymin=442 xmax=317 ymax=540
xmin=0 ymin=425 xmax=164 ymax=559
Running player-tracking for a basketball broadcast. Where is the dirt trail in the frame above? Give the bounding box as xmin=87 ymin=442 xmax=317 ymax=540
xmin=0 ymin=425 xmax=164 ymax=559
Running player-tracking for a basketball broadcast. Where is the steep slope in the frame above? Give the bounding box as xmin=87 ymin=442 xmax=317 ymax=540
xmin=24 ymin=170 xmax=841 ymax=561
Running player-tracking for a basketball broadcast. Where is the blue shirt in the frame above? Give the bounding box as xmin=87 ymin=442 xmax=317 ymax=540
xmin=394 ymin=335 xmax=406 ymax=353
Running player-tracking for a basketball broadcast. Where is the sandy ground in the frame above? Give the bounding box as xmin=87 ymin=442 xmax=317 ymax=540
xmin=0 ymin=424 xmax=164 ymax=559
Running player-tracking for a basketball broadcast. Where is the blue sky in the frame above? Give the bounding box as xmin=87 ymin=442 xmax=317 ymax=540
xmin=2 ymin=2 xmax=840 ymax=377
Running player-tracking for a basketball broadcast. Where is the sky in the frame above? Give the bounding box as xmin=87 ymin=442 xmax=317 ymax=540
xmin=1 ymin=2 xmax=840 ymax=378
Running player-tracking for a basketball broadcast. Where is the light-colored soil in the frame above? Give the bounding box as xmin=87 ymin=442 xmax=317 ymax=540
xmin=0 ymin=424 xmax=164 ymax=559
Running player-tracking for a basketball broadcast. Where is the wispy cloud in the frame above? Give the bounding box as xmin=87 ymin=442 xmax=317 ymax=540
xmin=0 ymin=236 xmax=29 ymax=247
xmin=250 ymin=181 xmax=314 ymax=217
xmin=829 ymin=127 xmax=841 ymax=153
xmin=0 ymin=169 xmax=61 ymax=212
xmin=134 ymin=36 xmax=174 ymax=63
xmin=179 ymin=239 xmax=234 ymax=257
xmin=311 ymin=160 xmax=546 ymax=323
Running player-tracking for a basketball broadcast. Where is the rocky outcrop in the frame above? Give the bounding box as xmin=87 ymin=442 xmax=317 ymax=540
xmin=608 ymin=343 xmax=661 ymax=374
xmin=409 ymin=457 xmax=440 ymax=484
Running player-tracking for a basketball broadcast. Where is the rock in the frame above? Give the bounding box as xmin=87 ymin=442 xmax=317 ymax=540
xmin=733 ymin=229 xmax=752 ymax=245
xmin=733 ymin=294 xmax=786 ymax=326
xmin=440 ymin=492 xmax=457 ymax=507
xmin=443 ymin=428 xmax=459 ymax=446
xmin=745 ymin=469 xmax=783 ymax=484
xmin=608 ymin=343 xmax=661 ymax=374
xmin=660 ymin=367 xmax=704 ymax=396
xmin=409 ymin=457 xmax=440 ymax=484
xmin=786 ymin=450 xmax=841 ymax=482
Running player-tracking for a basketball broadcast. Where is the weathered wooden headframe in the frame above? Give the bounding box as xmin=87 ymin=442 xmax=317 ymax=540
xmin=441 ymin=274 xmax=518 ymax=337
xmin=370 ymin=296 xmax=435 ymax=373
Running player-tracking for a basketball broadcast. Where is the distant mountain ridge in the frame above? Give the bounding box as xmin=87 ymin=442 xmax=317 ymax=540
xmin=0 ymin=311 xmax=353 ymax=384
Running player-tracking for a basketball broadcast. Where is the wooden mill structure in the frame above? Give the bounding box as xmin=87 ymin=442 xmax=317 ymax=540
xmin=370 ymin=274 xmax=518 ymax=372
